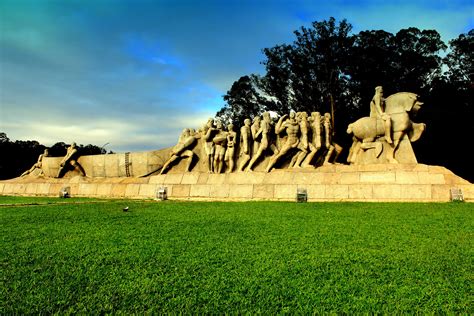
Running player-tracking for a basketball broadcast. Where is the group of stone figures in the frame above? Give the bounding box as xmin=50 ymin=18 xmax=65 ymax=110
xmin=20 ymin=87 xmax=426 ymax=177
xmin=161 ymin=110 xmax=342 ymax=174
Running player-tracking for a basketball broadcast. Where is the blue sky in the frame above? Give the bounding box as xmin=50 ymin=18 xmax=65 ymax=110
xmin=1 ymin=0 xmax=472 ymax=152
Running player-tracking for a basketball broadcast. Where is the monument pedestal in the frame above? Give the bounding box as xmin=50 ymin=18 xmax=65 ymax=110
xmin=1 ymin=164 xmax=472 ymax=202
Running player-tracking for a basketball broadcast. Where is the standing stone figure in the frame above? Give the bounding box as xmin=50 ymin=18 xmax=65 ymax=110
xmin=160 ymin=128 xmax=197 ymax=174
xmin=21 ymin=149 xmax=49 ymax=177
xmin=224 ymin=123 xmax=237 ymax=173
xmin=370 ymin=86 xmax=392 ymax=144
xmin=301 ymin=112 xmax=323 ymax=168
xmin=265 ymin=112 xmax=300 ymax=172
xmin=238 ymin=118 xmax=252 ymax=171
xmin=290 ymin=111 xmax=310 ymax=168
xmin=212 ymin=121 xmax=227 ymax=174
xmin=57 ymin=142 xmax=86 ymax=178
xmin=202 ymin=118 xmax=217 ymax=173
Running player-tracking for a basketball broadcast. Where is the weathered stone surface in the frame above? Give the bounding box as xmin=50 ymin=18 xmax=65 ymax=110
xmin=325 ymin=185 xmax=349 ymax=200
xmin=210 ymin=184 xmax=230 ymax=198
xmin=172 ymin=184 xmax=191 ymax=197
xmin=96 ymin=184 xmax=113 ymax=196
xmin=181 ymin=173 xmax=200 ymax=185
xmin=360 ymin=172 xmax=396 ymax=183
xmin=228 ymin=185 xmax=253 ymax=198
xmin=348 ymin=185 xmax=373 ymax=200
xmin=395 ymin=171 xmax=420 ymax=184
xmin=190 ymin=185 xmax=211 ymax=197
xmin=79 ymin=183 xmax=97 ymax=196
xmin=253 ymin=184 xmax=274 ymax=199
xmin=306 ymin=184 xmax=325 ymax=200
xmin=400 ymin=184 xmax=431 ymax=200
xmin=373 ymin=184 xmax=401 ymax=200
xmin=274 ymin=184 xmax=298 ymax=200
xmin=138 ymin=184 xmax=157 ymax=197
xmin=125 ymin=184 xmax=140 ymax=197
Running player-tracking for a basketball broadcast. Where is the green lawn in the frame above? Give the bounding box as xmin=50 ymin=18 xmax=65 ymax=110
xmin=1 ymin=197 xmax=472 ymax=313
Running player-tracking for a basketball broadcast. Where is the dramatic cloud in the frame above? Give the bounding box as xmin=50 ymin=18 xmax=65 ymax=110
xmin=1 ymin=0 xmax=472 ymax=151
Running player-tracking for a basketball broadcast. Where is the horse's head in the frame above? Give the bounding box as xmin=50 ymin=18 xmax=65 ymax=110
xmin=385 ymin=92 xmax=422 ymax=114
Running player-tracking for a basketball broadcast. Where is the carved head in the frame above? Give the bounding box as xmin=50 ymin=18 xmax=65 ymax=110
xmin=227 ymin=123 xmax=234 ymax=131
xmin=375 ymin=86 xmax=383 ymax=94
xmin=289 ymin=112 xmax=296 ymax=119
xmin=206 ymin=118 xmax=214 ymax=128
xmin=44 ymin=149 xmax=49 ymax=156
xmin=311 ymin=112 xmax=321 ymax=120
xmin=263 ymin=112 xmax=271 ymax=122
xmin=216 ymin=121 xmax=223 ymax=130
xmin=244 ymin=118 xmax=251 ymax=126
xmin=324 ymin=113 xmax=331 ymax=121
xmin=253 ymin=116 xmax=261 ymax=123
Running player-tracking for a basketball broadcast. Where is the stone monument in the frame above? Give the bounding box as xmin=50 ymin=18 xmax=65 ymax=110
xmin=2 ymin=87 xmax=472 ymax=202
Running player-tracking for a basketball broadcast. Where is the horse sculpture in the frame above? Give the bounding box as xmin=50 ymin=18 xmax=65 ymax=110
xmin=347 ymin=92 xmax=426 ymax=164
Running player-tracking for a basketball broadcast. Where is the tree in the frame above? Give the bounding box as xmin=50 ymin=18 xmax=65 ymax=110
xmin=216 ymin=75 xmax=267 ymax=125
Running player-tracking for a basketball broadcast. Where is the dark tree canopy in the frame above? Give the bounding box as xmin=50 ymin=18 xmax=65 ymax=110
xmin=216 ymin=18 xmax=473 ymax=182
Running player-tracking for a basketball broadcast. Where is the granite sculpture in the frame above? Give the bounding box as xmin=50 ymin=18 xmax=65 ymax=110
xmin=18 ymin=87 xmax=426 ymax=178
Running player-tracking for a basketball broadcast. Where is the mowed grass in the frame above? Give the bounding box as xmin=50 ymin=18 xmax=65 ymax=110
xmin=1 ymin=197 xmax=472 ymax=313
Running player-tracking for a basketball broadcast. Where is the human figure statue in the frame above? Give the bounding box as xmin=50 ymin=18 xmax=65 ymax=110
xmin=265 ymin=112 xmax=300 ymax=172
xmin=370 ymin=86 xmax=392 ymax=144
xmin=322 ymin=113 xmax=342 ymax=165
xmin=160 ymin=128 xmax=197 ymax=174
xmin=57 ymin=142 xmax=86 ymax=178
xmin=301 ymin=112 xmax=323 ymax=168
xmin=224 ymin=123 xmax=237 ymax=173
xmin=201 ymin=118 xmax=217 ymax=173
xmin=21 ymin=149 xmax=49 ymax=177
xmin=246 ymin=112 xmax=274 ymax=171
xmin=290 ymin=111 xmax=310 ymax=168
xmin=238 ymin=118 xmax=252 ymax=171
xmin=212 ymin=121 xmax=227 ymax=174
xmin=251 ymin=116 xmax=261 ymax=156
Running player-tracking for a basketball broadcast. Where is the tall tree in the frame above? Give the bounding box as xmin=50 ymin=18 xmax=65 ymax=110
xmin=216 ymin=75 xmax=267 ymax=125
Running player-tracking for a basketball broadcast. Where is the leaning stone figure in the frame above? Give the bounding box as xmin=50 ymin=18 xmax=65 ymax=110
xmin=301 ymin=112 xmax=322 ymax=168
xmin=160 ymin=128 xmax=197 ymax=174
xmin=265 ymin=112 xmax=300 ymax=172
xmin=21 ymin=149 xmax=49 ymax=177
xmin=201 ymin=118 xmax=217 ymax=173
xmin=57 ymin=142 xmax=86 ymax=178
xmin=322 ymin=113 xmax=342 ymax=165
xmin=247 ymin=112 xmax=275 ymax=171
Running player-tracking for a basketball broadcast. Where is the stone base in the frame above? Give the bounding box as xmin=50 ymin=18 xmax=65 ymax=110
xmin=1 ymin=164 xmax=472 ymax=202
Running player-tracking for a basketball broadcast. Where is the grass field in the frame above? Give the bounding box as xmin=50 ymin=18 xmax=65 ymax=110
xmin=1 ymin=196 xmax=472 ymax=313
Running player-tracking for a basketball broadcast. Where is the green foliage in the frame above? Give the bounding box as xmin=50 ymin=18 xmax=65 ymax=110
xmin=1 ymin=198 xmax=472 ymax=313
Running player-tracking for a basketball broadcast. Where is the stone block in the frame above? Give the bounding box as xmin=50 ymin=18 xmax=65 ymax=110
xmin=125 ymin=184 xmax=140 ymax=197
xmin=79 ymin=183 xmax=98 ymax=196
xmin=358 ymin=164 xmax=389 ymax=172
xmin=428 ymin=165 xmax=451 ymax=174
xmin=348 ymin=185 xmax=373 ymax=200
xmin=49 ymin=183 xmax=64 ymax=196
xmin=417 ymin=172 xmax=445 ymax=184
xmin=69 ymin=184 xmax=79 ymax=196
xmin=322 ymin=173 xmax=341 ymax=184
xmin=210 ymin=184 xmax=230 ymax=198
xmin=197 ymin=173 xmax=209 ymax=184
xmin=111 ymin=184 xmax=127 ymax=197
xmin=459 ymin=185 xmax=474 ymax=201
xmin=306 ymin=185 xmax=325 ymax=200
xmin=96 ymin=184 xmax=113 ymax=196
xmin=149 ymin=175 xmax=167 ymax=184
xmin=317 ymin=164 xmax=337 ymax=173
xmin=373 ymin=184 xmax=401 ymax=200
xmin=171 ymin=184 xmax=191 ymax=197
xmin=395 ymin=171 xmax=419 ymax=184
xmin=181 ymin=173 xmax=200 ymax=185
xmin=400 ymin=185 xmax=431 ymax=200
xmin=360 ymin=172 xmax=395 ymax=183
xmin=295 ymin=172 xmax=325 ymax=184
xmin=36 ymin=183 xmax=51 ymax=195
xmin=228 ymin=185 xmax=253 ymax=198
xmin=190 ymin=185 xmax=211 ymax=197
xmin=207 ymin=174 xmax=227 ymax=185
xmin=264 ymin=172 xmax=294 ymax=184
xmin=335 ymin=165 xmax=357 ymax=173
xmin=13 ymin=183 xmax=27 ymax=194
xmin=444 ymin=174 xmax=470 ymax=185
xmin=253 ymin=184 xmax=274 ymax=199
xmin=339 ymin=173 xmax=360 ymax=184
xmin=325 ymin=185 xmax=349 ymax=200
xmin=3 ymin=183 xmax=14 ymax=194
xmin=0 ymin=183 xmax=4 ymax=194
xmin=164 ymin=173 xmax=183 ymax=184
xmin=25 ymin=183 xmax=38 ymax=195
xmin=274 ymin=184 xmax=298 ymax=200
xmin=227 ymin=172 xmax=265 ymax=184
xmin=412 ymin=164 xmax=429 ymax=172
xmin=138 ymin=184 xmax=157 ymax=197
xmin=431 ymin=185 xmax=450 ymax=202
